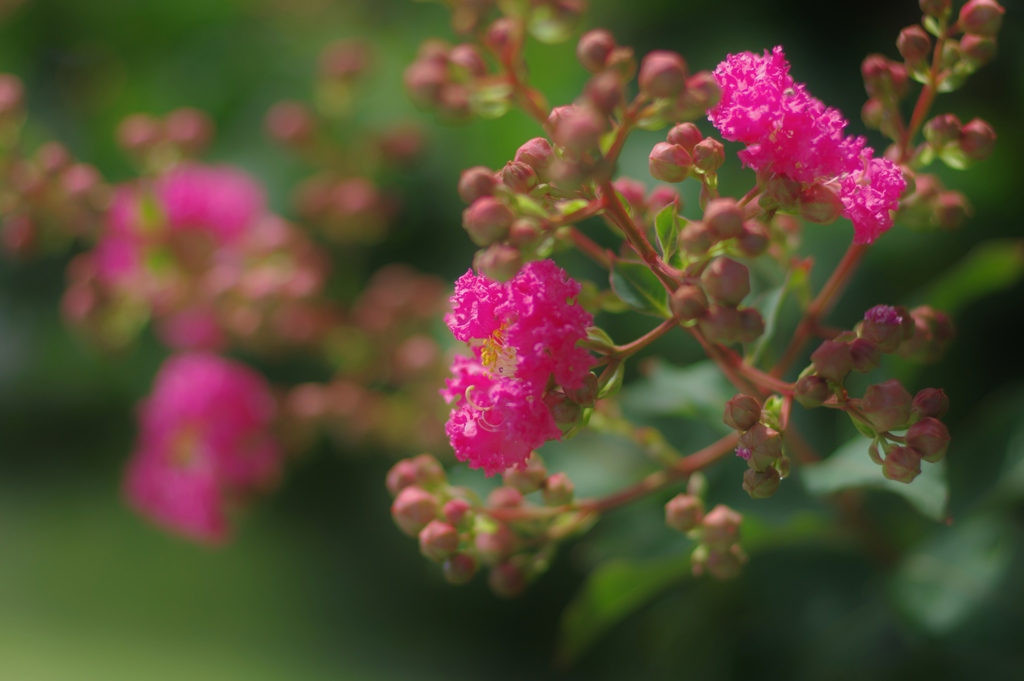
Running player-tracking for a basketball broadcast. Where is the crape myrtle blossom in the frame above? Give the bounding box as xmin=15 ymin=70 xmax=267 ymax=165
xmin=124 ymin=352 xmax=283 ymax=544
xmin=442 ymin=260 xmax=595 ymax=476
xmin=709 ymin=46 xmax=905 ymax=244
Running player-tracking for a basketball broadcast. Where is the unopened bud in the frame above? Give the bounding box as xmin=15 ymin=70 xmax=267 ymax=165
xmin=811 ymin=340 xmax=854 ymax=382
xmin=443 ymin=553 xmax=478 ymax=585
xmin=613 ymin=177 xmax=647 ymax=217
xmin=899 ymin=305 xmax=955 ymax=363
xmin=665 ymin=493 xmax=704 ymax=532
xmin=862 ymin=304 xmax=904 ymax=352
xmin=924 ymin=113 xmax=962 ymax=147
xmin=391 ymin=486 xmax=438 ymax=536
xmin=743 ymin=466 xmax=781 ymax=499
xmin=723 ymin=394 xmax=761 ymax=432
xmin=799 ymin=182 xmax=844 ymax=224
xmin=443 ymin=498 xmax=473 ymax=528
xmin=906 ymin=417 xmax=950 ymax=463
xmin=862 ymin=379 xmax=913 ymax=432
xmin=117 ymin=113 xmax=162 ymax=152
xmin=959 ymin=118 xmax=996 ymax=162
xmin=691 ymin=138 xmax=725 ymax=173
xmin=934 ymin=191 xmax=970 ymax=230
xmin=700 ymin=504 xmax=742 ymax=549
xmin=675 ymin=71 xmax=721 ymax=117
xmin=698 ymin=305 xmax=741 ymax=344
xmin=419 ymin=520 xmax=460 ymax=562
xmin=897 ymin=25 xmax=932 ymax=64
xmin=647 ymin=186 xmax=681 ymax=217
xmin=702 ymin=198 xmax=744 ymax=240
xmin=503 ymin=456 xmax=548 ymax=494
xmin=165 ymin=107 xmax=213 ymax=153
xmin=488 ymin=562 xmax=527 ymax=598
xmin=403 ymin=59 xmax=448 ymax=108
xmin=701 ymin=544 xmax=747 ymax=581
xmin=463 ymin=196 xmax=513 ymax=246
xmin=849 ymin=338 xmax=882 ymax=373
xmin=265 ymin=101 xmax=316 ymax=145
xmin=449 ymin=43 xmax=487 ymax=77
xmin=739 ymin=423 xmax=783 ymax=471
xmin=679 ymin=221 xmax=712 ymax=255
xmin=386 ymin=459 xmax=418 ymax=496
xmin=959 ymin=0 xmax=1005 ymax=37
xmin=508 ymin=217 xmax=543 ymax=247
xmin=565 ymin=372 xmax=598 ymax=406
xmin=577 ymin=29 xmax=615 ymax=72
xmin=551 ymin=105 xmax=605 ymax=153
xmin=542 ymin=472 xmax=575 ymax=506
xmin=639 ymin=51 xmax=688 ymax=99
xmin=736 ymin=308 xmax=765 ymax=344
xmin=605 ymin=46 xmax=637 ymax=80
xmin=488 ymin=486 xmax=524 ymax=508
xmin=648 ymin=142 xmax=693 ymax=182
xmin=501 ymin=160 xmax=538 ymax=193
xmin=794 ymin=375 xmax=831 ymax=408
xmin=485 ymin=18 xmax=518 ymax=57
xmin=320 ymin=40 xmax=369 ymax=79
xmin=912 ymin=388 xmax=949 ymax=419
xmin=702 ymin=257 xmax=749 ymax=307
xmin=458 ymin=166 xmax=497 ymax=204
xmin=584 ymin=71 xmax=624 ymax=115
xmin=514 ymin=137 xmax=555 ymax=177
xmin=670 ymin=284 xmax=708 ymax=322
xmin=667 ymin=123 xmax=703 ymax=152
xmin=473 ymin=244 xmax=523 ymax=282
xmin=861 ymin=98 xmax=885 ymax=130
xmin=474 ymin=523 xmax=515 ymax=564
xmin=882 ymin=446 xmax=922 ymax=483
xmin=738 ymin=221 xmax=770 ymax=257
xmin=0 ymin=73 xmax=24 ymax=117
xmin=920 ymin=0 xmax=951 ymax=17
xmin=960 ymin=34 xmax=997 ymax=66
xmin=544 ymin=391 xmax=583 ymax=432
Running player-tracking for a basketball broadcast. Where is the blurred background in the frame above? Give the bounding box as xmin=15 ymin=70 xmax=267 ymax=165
xmin=1 ymin=0 xmax=1023 ymax=679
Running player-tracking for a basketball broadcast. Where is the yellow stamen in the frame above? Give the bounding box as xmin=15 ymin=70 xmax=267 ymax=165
xmin=480 ymin=323 xmax=517 ymax=378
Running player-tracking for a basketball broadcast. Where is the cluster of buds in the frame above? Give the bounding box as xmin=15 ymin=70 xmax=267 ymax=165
xmin=665 ymin=490 xmax=747 ymax=581
xmin=388 ymin=453 xmax=583 ymax=597
xmin=116 ymin=108 xmax=215 ymax=172
xmin=896 ymin=172 xmax=971 ymax=230
xmin=724 ymin=395 xmax=789 ymax=499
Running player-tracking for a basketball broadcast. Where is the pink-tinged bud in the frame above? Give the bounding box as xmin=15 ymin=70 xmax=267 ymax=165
xmin=61 ymin=164 xmax=101 ymax=197
xmin=391 ymin=486 xmax=438 ymax=536
xmin=165 ymin=107 xmax=213 ymax=153
xmin=959 ymin=118 xmax=996 ymax=162
xmin=508 ymin=217 xmax=542 ymax=247
xmin=542 ymin=471 xmax=575 ymax=506
xmin=700 ymin=545 xmax=748 ymax=581
xmin=443 ymin=498 xmax=473 ymax=528
xmin=811 ymin=340 xmax=854 ymax=383
xmin=676 ymin=71 xmax=722 ymax=116
xmin=799 ymin=182 xmax=844 ymax=224
xmin=743 ymin=467 xmax=781 ymax=499
xmin=739 ymin=423 xmax=783 ymax=471
xmin=667 ymin=122 xmax=703 ymax=152
xmin=795 ymin=375 xmax=831 ymax=408
xmin=544 ymin=391 xmax=583 ymax=432
xmin=639 ymin=51 xmax=688 ymax=99
xmin=647 ymin=186 xmax=681 ymax=217
xmin=386 ymin=459 xmax=419 ymax=496
xmin=665 ymin=493 xmax=704 ymax=532
xmin=473 ymin=244 xmax=522 ymax=282
xmin=934 ymin=191 xmax=970 ymax=230
xmin=648 ymin=142 xmax=693 ymax=182
xmin=474 ymin=523 xmax=515 ymax=564
xmin=702 ymin=198 xmax=744 ymax=240
xmin=764 ymin=176 xmax=801 ymax=211
xmin=0 ymin=73 xmax=23 ymax=116
xmin=679 ymin=221 xmax=711 ymax=255
xmin=584 ymin=71 xmax=624 ymax=115
xmin=702 ymin=257 xmax=750 ymax=307
xmin=449 ymin=43 xmax=487 ymax=78
xmin=489 ymin=562 xmax=527 ymax=598
xmin=899 ymin=306 xmax=955 ymax=363
xmin=419 ymin=520 xmax=460 ymax=562
xmin=698 ymin=305 xmax=741 ymax=345
xmin=503 ymin=455 xmax=548 ymax=494
xmin=738 ymin=221 xmax=770 ymax=258
xmin=723 ymin=394 xmax=761 ymax=432
xmin=861 ymin=98 xmax=885 ymax=130
xmin=959 ymin=0 xmax=1005 ymax=36
xmin=462 ymin=196 xmax=513 ymax=246
xmin=484 ymin=18 xmax=518 ymax=57
xmin=116 ymin=113 xmax=162 ymax=152
xmin=670 ymin=284 xmax=709 ymax=322
xmin=551 ymin=106 xmax=605 ymax=153
xmin=882 ymin=446 xmax=922 ymax=483
xmin=410 ymin=453 xmax=445 ymax=486
xmin=404 ymin=59 xmax=448 ymax=108
xmin=37 ymin=142 xmax=70 ymax=173
xmin=960 ymin=34 xmax=997 ymax=66
xmin=488 ymin=486 xmax=524 ymax=509
xmin=443 ymin=553 xmax=478 ymax=585
xmin=895 ymin=305 xmax=917 ymax=341
xmin=500 ymin=160 xmax=538 ymax=194
xmin=565 ymin=372 xmax=599 ymax=406
xmin=862 ymin=379 xmax=913 ymax=432
xmin=736 ymin=308 xmax=766 ymax=344
xmin=700 ymin=504 xmax=742 ymax=549
xmin=458 ymin=166 xmax=497 ymax=204
xmin=897 ymin=25 xmax=932 ymax=64
xmin=923 ymin=113 xmax=962 ymax=147
xmin=691 ymin=138 xmax=725 ymax=173
xmin=320 ymin=40 xmax=370 ymax=79
xmin=906 ymin=417 xmax=950 ymax=463
xmin=576 ymin=29 xmax=615 ymax=72
xmin=1 ymin=216 xmax=34 ymax=256
xmin=849 ymin=338 xmax=882 ymax=373
xmin=265 ymin=101 xmax=316 ymax=146
xmin=912 ymin=388 xmax=949 ymax=419
xmin=604 ymin=46 xmax=637 ymax=81
xmin=514 ymin=137 xmax=555 ymax=177
xmin=862 ymin=304 xmax=904 ymax=352
xmin=920 ymin=0 xmax=951 ymax=17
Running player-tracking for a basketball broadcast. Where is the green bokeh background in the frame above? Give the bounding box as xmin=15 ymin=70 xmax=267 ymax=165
xmin=2 ymin=0 xmax=1023 ymax=679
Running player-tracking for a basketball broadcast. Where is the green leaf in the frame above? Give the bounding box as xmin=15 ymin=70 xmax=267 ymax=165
xmin=597 ymin=360 xmax=625 ymax=400
xmin=891 ymin=514 xmax=1014 ymax=634
xmin=653 ymin=205 xmax=679 ymax=260
xmin=920 ymin=239 xmax=1024 ymax=316
xmin=747 ymin=279 xmax=787 ymax=364
xmin=513 ymin=193 xmax=550 ymax=219
xmin=987 ymin=418 xmax=1024 ymax=505
xmin=801 ymin=437 xmax=949 ymax=521
xmin=620 ymin=359 xmax=734 ymax=425
xmin=609 ymin=258 xmax=671 ymax=318
xmin=923 ymin=15 xmax=943 ymax=37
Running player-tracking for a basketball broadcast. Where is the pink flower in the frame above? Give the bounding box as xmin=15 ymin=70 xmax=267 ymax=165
xmin=443 ymin=260 xmax=595 ymax=475
xmin=709 ymin=47 xmax=905 ymax=244
xmin=125 ymin=353 xmax=282 ymax=543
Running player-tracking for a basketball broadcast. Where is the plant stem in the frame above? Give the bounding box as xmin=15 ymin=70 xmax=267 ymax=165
xmin=568 ymin=227 xmax=611 ymax=269
xmin=898 ymin=25 xmax=950 ymax=164
xmin=599 ymin=179 xmax=678 ymax=290
xmin=610 ymin=319 xmax=677 ymax=358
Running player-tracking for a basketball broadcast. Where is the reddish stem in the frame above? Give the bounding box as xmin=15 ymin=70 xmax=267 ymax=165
xmin=568 ymin=227 xmax=611 ymax=269
xmin=599 ymin=180 xmax=679 ymax=290
xmin=611 ymin=319 xmax=677 ymax=358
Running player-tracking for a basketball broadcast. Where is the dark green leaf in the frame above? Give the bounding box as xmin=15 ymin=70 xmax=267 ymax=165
xmin=747 ymin=280 xmax=787 ymax=364
xmin=609 ymin=258 xmax=671 ymax=318
xmin=921 ymin=239 xmax=1024 ymax=316
xmin=653 ymin=205 xmax=679 ymax=260
xmin=620 ymin=359 xmax=734 ymax=425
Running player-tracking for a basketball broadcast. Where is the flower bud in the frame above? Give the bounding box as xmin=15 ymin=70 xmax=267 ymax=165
xmin=737 ymin=221 xmax=770 ymax=257
xmin=811 ymin=340 xmax=853 ymax=383
xmin=605 ymin=46 xmax=637 ymax=80
xmin=899 ymin=306 xmax=954 ymax=363
xmin=116 ymin=113 xmax=162 ymax=152
xmin=920 ymin=0 xmax=951 ymax=16
xmin=386 ymin=459 xmax=419 ymax=496
xmin=639 ymin=51 xmax=688 ymax=99
xmin=862 ymin=55 xmax=909 ymax=99
xmin=458 ymin=166 xmax=497 ymax=204
xmin=736 ymin=308 xmax=765 ymax=344
xmin=698 ymin=305 xmax=741 ymax=344
xmin=934 ymin=191 xmax=970 ymax=230
xmin=391 ymin=486 xmax=438 ymax=536
xmin=419 ymin=520 xmax=460 ymax=562
xmin=959 ymin=0 xmax=1005 ymax=37
xmin=794 ymin=375 xmax=831 ymax=408
xmin=861 ymin=98 xmax=885 ymax=130
xmin=488 ymin=562 xmax=527 ymax=598
xmin=551 ymin=106 xmax=605 ymax=153
xmin=265 ymin=101 xmax=316 ymax=146
xmin=906 ymin=417 xmax=950 ymax=463
xmin=723 ymin=394 xmax=761 ymax=432
xmin=514 ymin=137 xmax=555 ymax=177
xmin=665 ymin=493 xmax=704 ymax=532
xmin=508 ymin=217 xmax=543 ymax=247
xmin=679 ymin=221 xmax=711 ymax=255
xmin=912 ymin=388 xmax=949 ymax=420
xmin=849 ymin=338 xmax=882 ymax=373
xmin=739 ymin=423 xmax=783 ymax=471
xmin=583 ymin=71 xmax=624 ymax=115
xmin=700 ymin=504 xmax=742 ymax=549
xmin=675 ymin=71 xmax=721 ymax=117
xmin=862 ymin=304 xmax=904 ymax=352
xmin=473 ymin=244 xmax=522 ymax=282
xmin=474 ymin=523 xmax=515 ymax=564
xmin=443 ymin=498 xmax=473 ymax=528
xmin=544 ymin=391 xmax=583 ymax=433
xmin=667 ymin=123 xmax=703 ymax=152
xmin=923 ymin=113 xmax=962 ymax=147
xmin=702 ymin=257 xmax=750 ymax=306
xmin=670 ymin=284 xmax=709 ymax=322
xmin=613 ymin=177 xmax=647 ymax=217
xmin=488 ymin=486 xmax=524 ymax=509
xmin=501 ymin=160 xmax=538 ymax=193
xmin=701 ymin=545 xmax=748 ymax=581
xmin=861 ymin=379 xmax=913 ymax=432
xmin=743 ymin=467 xmax=781 ymax=499
xmin=449 ymin=43 xmax=487 ymax=78
xmin=577 ymin=29 xmax=615 ymax=72
xmin=897 ymin=25 xmax=932 ymax=64
xmin=485 ymin=18 xmax=518 ymax=57
xmin=960 ymin=34 xmax=997 ymax=67
xmin=959 ymin=118 xmax=996 ymax=162
xmin=463 ymin=196 xmax=513 ymax=246
xmin=443 ymin=553 xmax=478 ymax=585
xmin=702 ymin=198 xmax=744 ymax=241
xmin=691 ymin=138 xmax=725 ymax=173
xmin=882 ymin=446 xmax=922 ymax=484
xmin=503 ymin=456 xmax=548 ymax=494
xmin=648 ymin=142 xmax=693 ymax=182
xmin=0 ymin=73 xmax=24 ymax=117
xmin=404 ymin=59 xmax=448 ymax=108
xmin=799 ymin=182 xmax=844 ymax=224
xmin=565 ymin=372 xmax=598 ymax=406
xmin=165 ymin=107 xmax=213 ymax=154
xmin=542 ymin=471 xmax=575 ymax=506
